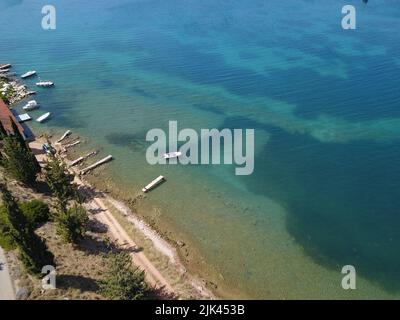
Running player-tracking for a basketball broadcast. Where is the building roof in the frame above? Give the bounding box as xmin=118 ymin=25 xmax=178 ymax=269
xmin=0 ymin=98 xmax=26 ymax=138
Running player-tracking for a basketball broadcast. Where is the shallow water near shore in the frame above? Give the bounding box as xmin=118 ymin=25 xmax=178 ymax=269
xmin=2 ymin=0 xmax=400 ymax=298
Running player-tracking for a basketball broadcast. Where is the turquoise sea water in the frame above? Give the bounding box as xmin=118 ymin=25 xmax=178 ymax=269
xmin=1 ymin=0 xmax=400 ymax=298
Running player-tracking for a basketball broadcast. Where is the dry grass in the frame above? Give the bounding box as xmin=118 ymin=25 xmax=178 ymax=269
xmin=7 ymin=219 xmax=111 ymax=300
xmin=1 ymin=171 xmax=110 ymax=300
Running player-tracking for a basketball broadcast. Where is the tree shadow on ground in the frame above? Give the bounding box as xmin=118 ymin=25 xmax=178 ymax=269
xmin=149 ymin=286 xmax=179 ymax=300
xmin=57 ymin=274 xmax=99 ymax=292
xmin=79 ymin=234 xmax=117 ymax=256
xmin=87 ymin=218 xmax=108 ymax=233
xmin=32 ymin=180 xmax=52 ymax=196
xmin=87 ymin=207 xmax=106 ymax=215
xmin=78 ymin=184 xmax=105 ymax=200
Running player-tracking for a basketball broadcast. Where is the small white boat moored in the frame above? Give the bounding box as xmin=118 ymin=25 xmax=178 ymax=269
xmin=16 ymin=113 xmax=32 ymax=123
xmin=163 ymin=151 xmax=182 ymax=159
xmin=23 ymin=100 xmax=39 ymax=111
xmin=21 ymin=70 xmax=37 ymax=79
xmin=36 ymin=112 xmax=51 ymax=123
xmin=36 ymin=81 xmax=54 ymax=87
xmin=0 ymin=64 xmax=11 ymax=70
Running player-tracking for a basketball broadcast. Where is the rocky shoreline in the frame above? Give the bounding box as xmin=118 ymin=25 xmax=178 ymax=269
xmin=0 ymin=63 xmax=35 ymax=105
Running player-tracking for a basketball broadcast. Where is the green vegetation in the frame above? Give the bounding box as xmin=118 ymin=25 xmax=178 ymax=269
xmin=55 ymin=203 xmax=88 ymax=244
xmin=43 ymin=154 xmax=78 ymax=212
xmin=0 ymin=183 xmax=54 ymax=275
xmin=19 ymin=199 xmax=50 ymax=228
xmin=0 ymin=120 xmax=40 ymax=185
xmin=0 ymin=206 xmax=15 ymax=251
xmin=0 ymin=199 xmax=50 ymax=250
xmin=99 ymin=252 xmax=149 ymax=300
xmin=43 ymin=155 xmax=88 ymax=244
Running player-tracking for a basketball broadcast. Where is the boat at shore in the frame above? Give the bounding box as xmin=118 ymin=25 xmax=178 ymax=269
xmin=163 ymin=151 xmax=182 ymax=159
xmin=21 ymin=70 xmax=37 ymax=79
xmin=36 ymin=112 xmax=51 ymax=123
xmin=16 ymin=113 xmax=31 ymax=123
xmin=0 ymin=64 xmax=11 ymax=70
xmin=36 ymin=81 xmax=54 ymax=87
xmin=23 ymin=100 xmax=39 ymax=111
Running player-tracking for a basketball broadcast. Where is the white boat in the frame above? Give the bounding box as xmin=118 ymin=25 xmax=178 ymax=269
xmin=27 ymin=90 xmax=37 ymax=95
xmin=163 ymin=151 xmax=182 ymax=159
xmin=21 ymin=70 xmax=37 ymax=79
xmin=17 ymin=113 xmax=31 ymax=123
xmin=0 ymin=69 xmax=10 ymax=74
xmin=0 ymin=64 xmax=11 ymax=70
xmin=36 ymin=81 xmax=54 ymax=87
xmin=36 ymin=112 xmax=51 ymax=123
xmin=23 ymin=100 xmax=39 ymax=111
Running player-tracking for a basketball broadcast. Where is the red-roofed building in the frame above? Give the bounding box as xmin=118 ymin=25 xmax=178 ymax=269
xmin=0 ymin=97 xmax=27 ymax=140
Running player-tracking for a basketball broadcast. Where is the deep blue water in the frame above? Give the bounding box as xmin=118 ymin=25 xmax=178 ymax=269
xmin=1 ymin=0 xmax=400 ymax=298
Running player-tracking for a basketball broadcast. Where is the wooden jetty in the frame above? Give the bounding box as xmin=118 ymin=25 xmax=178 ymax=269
xmin=63 ymin=140 xmax=80 ymax=149
xmin=57 ymin=130 xmax=71 ymax=143
xmin=69 ymin=151 xmax=98 ymax=167
xmin=80 ymin=155 xmax=113 ymax=175
xmin=142 ymin=175 xmax=165 ymax=193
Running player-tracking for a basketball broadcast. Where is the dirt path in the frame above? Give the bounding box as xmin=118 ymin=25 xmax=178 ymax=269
xmin=0 ymin=247 xmax=15 ymax=300
xmin=76 ymin=177 xmax=176 ymax=296
xmin=30 ymin=139 xmax=175 ymax=297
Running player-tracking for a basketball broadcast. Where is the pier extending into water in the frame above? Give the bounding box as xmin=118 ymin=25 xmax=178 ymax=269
xmin=80 ymin=155 xmax=113 ymax=175
xmin=142 ymin=175 xmax=165 ymax=193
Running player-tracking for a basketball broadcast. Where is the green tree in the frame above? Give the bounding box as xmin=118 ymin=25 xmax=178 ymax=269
xmin=43 ymin=154 xmax=78 ymax=212
xmin=0 ymin=120 xmax=7 ymax=139
xmin=56 ymin=204 xmax=88 ymax=244
xmin=0 ymin=183 xmax=54 ymax=275
xmin=0 ymin=199 xmax=50 ymax=250
xmin=19 ymin=199 xmax=50 ymax=228
xmin=0 ymin=205 xmax=15 ymax=251
xmin=0 ymin=120 xmax=40 ymax=185
xmin=99 ymin=252 xmax=148 ymax=300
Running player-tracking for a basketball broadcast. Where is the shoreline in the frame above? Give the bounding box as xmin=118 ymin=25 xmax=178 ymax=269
xmin=3 ymin=65 xmax=243 ymax=299
xmin=32 ymin=132 xmax=216 ymax=299
xmin=53 ymin=130 xmax=250 ymax=299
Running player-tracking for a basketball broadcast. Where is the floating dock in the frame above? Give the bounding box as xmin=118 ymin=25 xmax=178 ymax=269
xmin=142 ymin=175 xmax=165 ymax=193
xmin=80 ymin=155 xmax=113 ymax=175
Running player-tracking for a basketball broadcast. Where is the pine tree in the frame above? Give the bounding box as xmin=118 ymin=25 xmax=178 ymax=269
xmin=0 ymin=134 xmax=40 ymax=185
xmin=0 ymin=183 xmax=55 ymax=275
xmin=56 ymin=204 xmax=88 ymax=244
xmin=0 ymin=121 xmax=8 ymax=164
xmin=10 ymin=118 xmax=25 ymax=148
xmin=43 ymin=154 xmax=78 ymax=212
xmin=0 ymin=120 xmax=7 ymax=139
xmin=10 ymin=119 xmax=40 ymax=173
xmin=0 ymin=119 xmax=40 ymax=185
xmin=99 ymin=252 xmax=148 ymax=300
